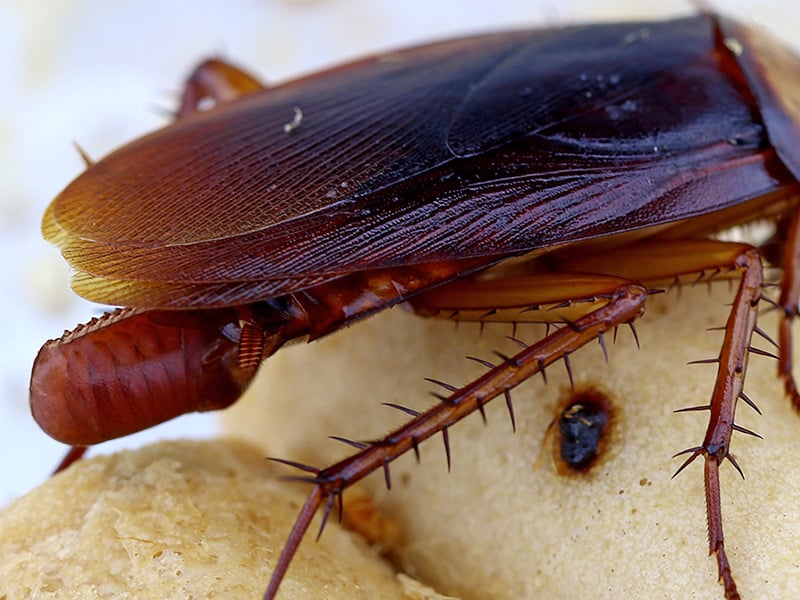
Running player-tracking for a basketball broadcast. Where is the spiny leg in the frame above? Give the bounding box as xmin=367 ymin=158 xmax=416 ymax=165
xmin=425 ymin=237 xmax=774 ymax=599
xmin=176 ymin=58 xmax=264 ymax=118
xmin=262 ymin=283 xmax=648 ymax=600
xmin=264 ymin=237 xmax=769 ymax=599
xmin=546 ymin=238 xmax=769 ymax=599
xmin=672 ymin=248 xmax=764 ymax=600
xmin=777 ymin=206 xmax=800 ymax=410
xmin=52 ymin=445 xmax=87 ymax=474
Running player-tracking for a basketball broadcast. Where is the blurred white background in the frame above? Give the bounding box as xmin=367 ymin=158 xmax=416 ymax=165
xmin=0 ymin=0 xmax=792 ymax=505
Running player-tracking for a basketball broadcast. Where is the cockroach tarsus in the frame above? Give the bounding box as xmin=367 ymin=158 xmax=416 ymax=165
xmin=29 ymin=12 xmax=800 ymax=600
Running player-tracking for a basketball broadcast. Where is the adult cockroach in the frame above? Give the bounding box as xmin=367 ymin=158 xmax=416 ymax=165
xmin=29 ymin=12 xmax=800 ymax=599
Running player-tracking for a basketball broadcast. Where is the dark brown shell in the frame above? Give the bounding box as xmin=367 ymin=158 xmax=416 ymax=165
xmin=43 ymin=14 xmax=800 ymax=308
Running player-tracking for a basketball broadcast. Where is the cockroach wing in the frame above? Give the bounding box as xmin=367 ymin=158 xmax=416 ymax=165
xmin=718 ymin=17 xmax=800 ymax=181
xmin=44 ymin=15 xmax=798 ymax=308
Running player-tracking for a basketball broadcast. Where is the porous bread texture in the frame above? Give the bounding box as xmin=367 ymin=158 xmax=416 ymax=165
xmin=0 ymin=439 xmax=410 ymax=599
xmin=224 ymin=284 xmax=800 ymax=599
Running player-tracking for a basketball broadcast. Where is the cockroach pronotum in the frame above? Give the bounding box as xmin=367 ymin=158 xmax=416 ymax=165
xmin=29 ymin=12 xmax=800 ymax=599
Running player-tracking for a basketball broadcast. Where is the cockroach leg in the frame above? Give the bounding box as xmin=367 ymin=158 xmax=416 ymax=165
xmin=263 ymin=284 xmax=648 ymax=600
xmin=777 ymin=205 xmax=800 ymax=410
xmin=72 ymin=142 xmax=93 ymax=168
xmin=53 ymin=445 xmax=87 ymax=474
xmin=176 ymin=58 xmax=264 ymax=118
xmin=672 ymin=247 xmax=763 ymax=600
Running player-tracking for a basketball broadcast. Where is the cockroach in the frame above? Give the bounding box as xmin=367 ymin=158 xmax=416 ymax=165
xmin=29 ymin=12 xmax=800 ymax=599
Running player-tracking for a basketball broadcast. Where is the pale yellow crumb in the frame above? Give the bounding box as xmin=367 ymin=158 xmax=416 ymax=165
xmin=0 ymin=439 xmax=414 ymax=599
